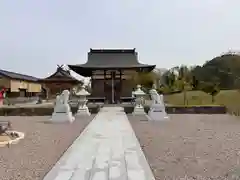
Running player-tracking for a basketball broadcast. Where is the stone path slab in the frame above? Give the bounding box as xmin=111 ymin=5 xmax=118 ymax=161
xmin=43 ymin=107 xmax=155 ymax=180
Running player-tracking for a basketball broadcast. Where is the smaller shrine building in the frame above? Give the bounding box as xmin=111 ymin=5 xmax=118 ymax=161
xmin=39 ymin=65 xmax=82 ymax=99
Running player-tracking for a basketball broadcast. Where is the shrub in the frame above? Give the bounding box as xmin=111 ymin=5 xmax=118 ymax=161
xmin=200 ymin=82 xmax=220 ymax=103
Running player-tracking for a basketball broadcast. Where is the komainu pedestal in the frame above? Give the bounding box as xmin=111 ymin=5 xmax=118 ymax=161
xmin=148 ymin=103 xmax=169 ymax=121
xmin=51 ymin=90 xmax=75 ymax=123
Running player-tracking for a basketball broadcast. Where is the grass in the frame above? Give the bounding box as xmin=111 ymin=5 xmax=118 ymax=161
xmin=164 ymin=90 xmax=240 ymax=115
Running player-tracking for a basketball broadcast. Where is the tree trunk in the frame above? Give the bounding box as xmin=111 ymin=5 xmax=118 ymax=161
xmin=211 ymin=95 xmax=214 ymax=103
xmin=183 ymin=89 xmax=187 ymax=105
xmin=183 ymin=82 xmax=187 ymax=105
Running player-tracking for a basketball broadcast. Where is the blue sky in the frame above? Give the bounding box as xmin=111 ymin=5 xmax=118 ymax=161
xmin=0 ymin=0 xmax=240 ymax=78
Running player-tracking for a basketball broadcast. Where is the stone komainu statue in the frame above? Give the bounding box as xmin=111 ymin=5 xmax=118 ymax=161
xmin=149 ymin=85 xmax=164 ymax=106
xmin=54 ymin=90 xmax=70 ymax=112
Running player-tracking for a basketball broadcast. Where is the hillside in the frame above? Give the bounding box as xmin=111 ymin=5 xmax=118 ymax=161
xmin=192 ymin=54 xmax=240 ymax=89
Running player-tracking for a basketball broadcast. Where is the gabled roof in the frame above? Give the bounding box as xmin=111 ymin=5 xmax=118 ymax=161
xmin=0 ymin=69 xmax=39 ymax=82
xmin=39 ymin=66 xmax=81 ymax=83
xmin=68 ymin=48 xmax=156 ymax=77
xmin=79 ymin=48 xmax=154 ymax=68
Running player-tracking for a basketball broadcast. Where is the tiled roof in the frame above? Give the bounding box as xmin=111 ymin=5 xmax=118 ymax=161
xmin=68 ymin=49 xmax=156 ymax=76
xmin=68 ymin=48 xmax=155 ymax=68
xmin=41 ymin=66 xmax=80 ymax=82
xmin=0 ymin=69 xmax=39 ymax=82
xmin=85 ymin=48 xmax=143 ymax=68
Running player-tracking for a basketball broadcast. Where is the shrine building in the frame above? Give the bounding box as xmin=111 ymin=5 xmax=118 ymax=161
xmin=39 ymin=65 xmax=82 ymax=99
xmin=68 ymin=49 xmax=155 ymax=104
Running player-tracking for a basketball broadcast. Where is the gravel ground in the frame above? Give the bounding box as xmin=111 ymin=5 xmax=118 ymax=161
xmin=129 ymin=114 xmax=240 ymax=180
xmin=0 ymin=115 xmax=95 ymax=180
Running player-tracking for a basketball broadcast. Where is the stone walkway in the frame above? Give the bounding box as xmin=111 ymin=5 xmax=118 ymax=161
xmin=43 ymin=107 xmax=155 ymax=180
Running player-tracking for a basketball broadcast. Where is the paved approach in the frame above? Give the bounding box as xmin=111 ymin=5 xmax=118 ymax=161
xmin=43 ymin=107 xmax=155 ymax=180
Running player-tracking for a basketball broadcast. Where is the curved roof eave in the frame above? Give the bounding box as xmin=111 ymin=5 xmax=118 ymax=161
xmin=68 ymin=64 xmax=156 ymax=77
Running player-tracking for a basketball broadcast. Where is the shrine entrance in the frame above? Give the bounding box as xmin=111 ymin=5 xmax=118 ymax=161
xmin=104 ymin=71 xmax=121 ymax=104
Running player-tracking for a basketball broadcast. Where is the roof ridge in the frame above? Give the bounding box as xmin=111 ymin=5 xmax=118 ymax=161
xmin=0 ymin=69 xmax=39 ymax=81
xmin=41 ymin=66 xmax=80 ymax=82
xmin=89 ymin=48 xmax=136 ymax=54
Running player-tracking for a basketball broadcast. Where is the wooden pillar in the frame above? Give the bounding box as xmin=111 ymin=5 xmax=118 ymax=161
xmin=120 ymin=70 xmax=122 ymax=101
xmin=91 ymin=73 xmax=93 ymax=96
xmin=111 ymin=71 xmax=114 ymax=104
xmin=45 ymin=85 xmax=50 ymax=100
xmin=104 ymin=70 xmax=106 ymax=102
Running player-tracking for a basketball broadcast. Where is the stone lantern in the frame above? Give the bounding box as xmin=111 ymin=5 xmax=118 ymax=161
xmin=133 ymin=85 xmax=146 ymax=115
xmin=75 ymin=84 xmax=90 ymax=116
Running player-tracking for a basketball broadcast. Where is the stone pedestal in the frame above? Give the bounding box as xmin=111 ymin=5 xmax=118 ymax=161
xmin=51 ymin=111 xmax=75 ymax=123
xmin=133 ymin=106 xmax=146 ymax=115
xmin=148 ymin=103 xmax=169 ymax=121
xmin=77 ymin=104 xmax=90 ymax=116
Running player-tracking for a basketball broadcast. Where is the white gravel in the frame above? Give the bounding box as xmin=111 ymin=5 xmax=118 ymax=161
xmin=129 ymin=114 xmax=240 ymax=180
xmin=0 ymin=115 xmax=94 ymax=180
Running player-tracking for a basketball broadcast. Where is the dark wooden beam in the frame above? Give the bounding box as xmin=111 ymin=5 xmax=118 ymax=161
xmin=120 ymin=70 xmax=122 ymax=98
xmin=104 ymin=70 xmax=106 ymax=102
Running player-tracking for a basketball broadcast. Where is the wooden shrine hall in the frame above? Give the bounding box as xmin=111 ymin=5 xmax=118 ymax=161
xmin=68 ymin=49 xmax=155 ymax=104
xmin=39 ymin=65 xmax=82 ymax=99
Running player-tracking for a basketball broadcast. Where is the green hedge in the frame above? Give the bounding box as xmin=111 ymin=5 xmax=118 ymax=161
xmin=123 ymin=105 xmax=227 ymax=114
xmin=0 ymin=104 xmax=101 ymax=116
xmin=0 ymin=104 xmax=227 ymax=116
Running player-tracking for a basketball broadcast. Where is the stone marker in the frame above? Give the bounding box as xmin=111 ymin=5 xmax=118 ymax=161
xmin=148 ymin=84 xmax=169 ymax=121
xmin=51 ymin=90 xmax=75 ymax=123
xmin=75 ymin=84 xmax=90 ymax=116
xmin=133 ymin=85 xmax=146 ymax=115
